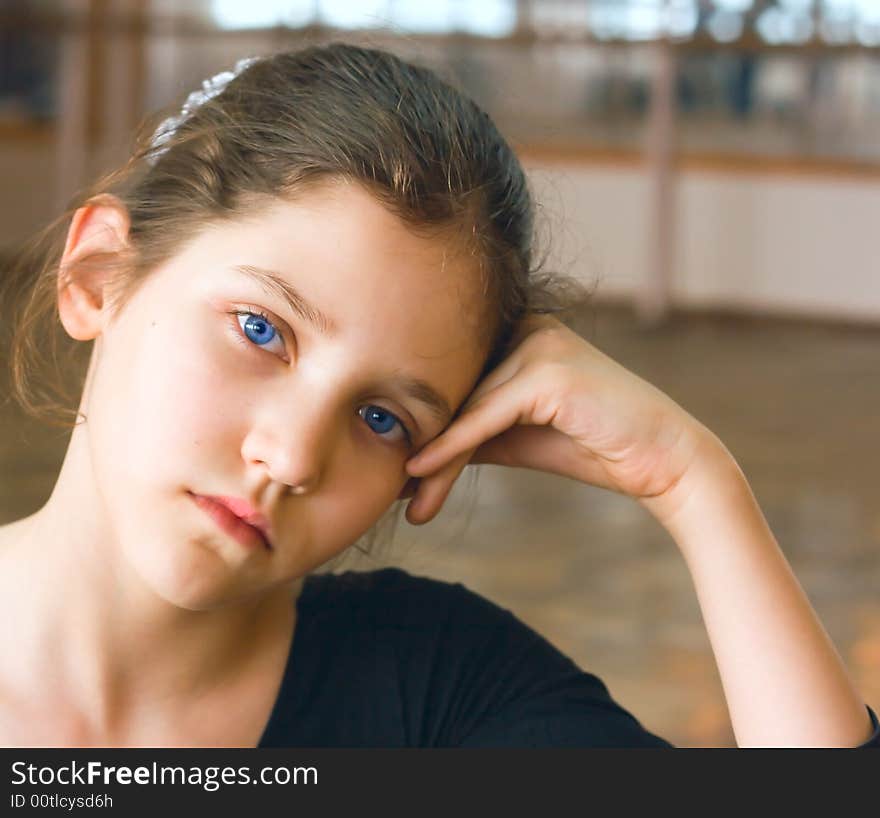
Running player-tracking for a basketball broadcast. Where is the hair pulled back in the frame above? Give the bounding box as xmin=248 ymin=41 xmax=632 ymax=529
xmin=1 ymin=41 xmax=592 ymax=565
xmin=3 ymin=40 xmax=591 ymax=424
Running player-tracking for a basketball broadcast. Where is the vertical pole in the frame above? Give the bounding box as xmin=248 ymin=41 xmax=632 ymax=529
xmin=100 ymin=0 xmax=147 ymax=163
xmin=637 ymin=39 xmax=677 ymax=326
xmin=515 ymin=0 xmax=533 ymax=33
xmin=55 ymin=0 xmax=90 ymax=210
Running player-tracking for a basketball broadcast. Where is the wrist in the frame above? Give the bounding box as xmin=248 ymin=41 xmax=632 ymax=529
xmin=639 ymin=428 xmax=755 ymax=545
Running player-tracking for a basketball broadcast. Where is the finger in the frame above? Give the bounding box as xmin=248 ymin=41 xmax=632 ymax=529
xmin=449 ymin=342 xmax=525 ymax=423
xmin=406 ymin=318 xmax=567 ymax=475
xmin=461 ymin=314 xmax=558 ymax=408
xmin=406 ymin=450 xmax=469 ymax=525
xmin=406 ymin=367 xmax=540 ymax=477
xmin=406 ymin=372 xmax=515 ymax=476
xmin=470 ymin=425 xmax=617 ymax=490
xmin=406 ymin=447 xmax=474 ymax=525
xmin=397 ymin=476 xmax=419 ymax=501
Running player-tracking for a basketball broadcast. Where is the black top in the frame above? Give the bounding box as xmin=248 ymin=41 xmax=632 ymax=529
xmin=256 ymin=567 xmax=880 ymax=748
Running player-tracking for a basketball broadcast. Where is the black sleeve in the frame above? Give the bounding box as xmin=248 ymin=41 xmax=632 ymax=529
xmin=447 ymin=582 xmax=672 ymax=747
xmin=856 ymin=706 xmax=880 ymax=748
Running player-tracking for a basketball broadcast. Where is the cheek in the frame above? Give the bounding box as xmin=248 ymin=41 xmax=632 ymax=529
xmin=154 ymin=338 xmax=245 ymax=450
xmin=292 ymin=483 xmax=401 ymax=575
xmin=94 ymin=316 xmax=243 ymax=486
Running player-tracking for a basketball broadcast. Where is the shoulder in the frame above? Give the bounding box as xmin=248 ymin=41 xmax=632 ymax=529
xmin=296 ymin=567 xmax=673 ymax=747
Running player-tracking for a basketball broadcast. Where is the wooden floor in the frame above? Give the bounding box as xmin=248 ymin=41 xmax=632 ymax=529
xmin=2 ymin=305 xmax=879 ymax=747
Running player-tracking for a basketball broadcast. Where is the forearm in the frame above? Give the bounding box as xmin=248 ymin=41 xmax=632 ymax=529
xmin=648 ymin=433 xmax=873 ymax=747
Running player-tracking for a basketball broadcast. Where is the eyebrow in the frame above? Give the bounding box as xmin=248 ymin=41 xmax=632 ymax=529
xmin=230 ymin=263 xmax=454 ymax=427
xmin=393 ymin=374 xmax=454 ymax=427
xmin=233 ymin=264 xmax=337 ymax=336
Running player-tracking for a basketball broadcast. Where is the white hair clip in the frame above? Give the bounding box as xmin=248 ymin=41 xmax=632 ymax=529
xmin=147 ymin=56 xmax=260 ymax=165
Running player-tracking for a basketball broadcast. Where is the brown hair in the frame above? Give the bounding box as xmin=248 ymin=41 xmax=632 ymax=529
xmin=1 ymin=41 xmax=592 ymax=566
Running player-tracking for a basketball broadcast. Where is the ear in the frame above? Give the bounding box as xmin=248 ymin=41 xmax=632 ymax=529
xmin=397 ymin=476 xmax=419 ymax=501
xmin=57 ymin=194 xmax=131 ymax=341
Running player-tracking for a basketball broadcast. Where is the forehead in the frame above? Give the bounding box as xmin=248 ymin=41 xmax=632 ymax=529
xmin=177 ymin=181 xmax=490 ymax=405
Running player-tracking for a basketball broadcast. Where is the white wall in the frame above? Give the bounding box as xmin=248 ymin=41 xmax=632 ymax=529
xmin=526 ymin=159 xmax=880 ymax=322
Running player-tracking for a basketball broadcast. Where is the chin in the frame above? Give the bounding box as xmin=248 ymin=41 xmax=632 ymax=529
xmin=126 ymin=532 xmax=263 ymax=612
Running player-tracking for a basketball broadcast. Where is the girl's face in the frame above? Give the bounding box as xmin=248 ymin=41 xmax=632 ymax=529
xmin=77 ymin=180 xmax=488 ymax=610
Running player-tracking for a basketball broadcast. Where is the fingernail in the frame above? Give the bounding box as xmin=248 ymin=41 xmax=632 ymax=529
xmin=406 ymin=455 xmax=428 ymax=475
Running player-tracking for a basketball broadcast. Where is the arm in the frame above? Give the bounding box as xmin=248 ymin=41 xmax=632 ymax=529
xmin=645 ymin=431 xmax=874 ymax=747
xmin=404 ymin=315 xmax=877 ymax=747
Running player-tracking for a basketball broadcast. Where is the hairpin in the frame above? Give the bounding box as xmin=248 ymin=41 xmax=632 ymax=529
xmin=147 ymin=56 xmax=260 ymax=165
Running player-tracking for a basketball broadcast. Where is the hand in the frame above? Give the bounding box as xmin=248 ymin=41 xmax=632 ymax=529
xmin=403 ymin=314 xmax=720 ymax=527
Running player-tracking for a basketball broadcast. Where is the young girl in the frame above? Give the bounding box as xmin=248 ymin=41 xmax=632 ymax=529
xmin=0 ymin=42 xmax=876 ymax=748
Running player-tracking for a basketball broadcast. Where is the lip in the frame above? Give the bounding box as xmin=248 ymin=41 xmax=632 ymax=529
xmin=188 ymin=492 xmax=273 ymax=551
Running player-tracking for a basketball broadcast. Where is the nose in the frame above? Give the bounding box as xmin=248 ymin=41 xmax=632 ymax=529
xmin=241 ymin=382 xmax=339 ymax=495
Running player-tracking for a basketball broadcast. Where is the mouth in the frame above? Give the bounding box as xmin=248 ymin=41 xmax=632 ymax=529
xmin=187 ymin=491 xmax=273 ymax=550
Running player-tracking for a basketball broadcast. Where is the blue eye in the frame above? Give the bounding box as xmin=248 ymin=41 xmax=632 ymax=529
xmin=358 ymin=405 xmax=412 ymax=446
xmin=233 ymin=310 xmax=287 ymax=357
xmin=231 ymin=309 xmax=412 ymax=447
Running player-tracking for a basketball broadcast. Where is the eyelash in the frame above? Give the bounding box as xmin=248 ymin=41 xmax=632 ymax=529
xmin=227 ymin=307 xmax=414 ymax=447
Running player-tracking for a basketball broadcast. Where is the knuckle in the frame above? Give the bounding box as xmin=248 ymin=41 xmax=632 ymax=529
xmin=459 ymin=391 xmax=488 ymax=416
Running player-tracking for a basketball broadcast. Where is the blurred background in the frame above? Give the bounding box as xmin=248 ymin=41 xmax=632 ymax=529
xmin=1 ymin=0 xmax=879 ymax=746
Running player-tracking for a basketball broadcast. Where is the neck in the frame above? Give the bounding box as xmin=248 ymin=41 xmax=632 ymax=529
xmin=0 ymin=427 xmax=301 ymax=740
